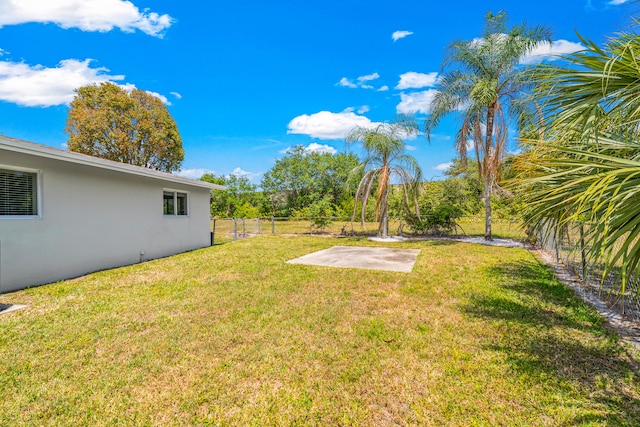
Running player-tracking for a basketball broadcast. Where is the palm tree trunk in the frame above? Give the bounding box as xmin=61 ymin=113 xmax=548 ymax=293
xmin=484 ymin=103 xmax=496 ymax=241
xmin=380 ymin=186 xmax=389 ymax=238
xmin=484 ymin=174 xmax=492 ymax=240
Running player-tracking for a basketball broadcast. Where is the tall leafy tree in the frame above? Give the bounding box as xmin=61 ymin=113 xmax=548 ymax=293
xmin=346 ymin=116 xmax=422 ymax=238
xmin=260 ymin=146 xmax=360 ymax=216
xmin=424 ymin=11 xmax=551 ymax=239
xmin=65 ymin=82 xmax=184 ymax=172
xmin=442 ymin=159 xmax=483 ymax=214
xmin=201 ymin=173 xmax=262 ymax=218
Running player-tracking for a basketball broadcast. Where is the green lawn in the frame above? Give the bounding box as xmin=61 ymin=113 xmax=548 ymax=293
xmin=0 ymin=236 xmax=638 ymax=426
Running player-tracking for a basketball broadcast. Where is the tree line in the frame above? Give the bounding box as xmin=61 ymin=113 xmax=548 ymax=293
xmin=200 ymin=145 xmax=493 ymax=223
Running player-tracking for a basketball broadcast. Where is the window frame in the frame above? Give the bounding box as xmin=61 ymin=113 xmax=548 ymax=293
xmin=0 ymin=164 xmax=42 ymax=220
xmin=163 ymin=189 xmax=189 ymax=217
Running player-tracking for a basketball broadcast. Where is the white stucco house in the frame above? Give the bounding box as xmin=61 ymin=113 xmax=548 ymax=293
xmin=0 ymin=135 xmax=225 ymax=293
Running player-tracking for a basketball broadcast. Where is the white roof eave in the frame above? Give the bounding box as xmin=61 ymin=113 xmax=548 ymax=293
xmin=0 ymin=135 xmax=226 ymax=191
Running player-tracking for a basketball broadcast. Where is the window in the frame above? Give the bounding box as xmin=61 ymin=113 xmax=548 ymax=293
xmin=163 ymin=191 xmax=174 ymax=215
xmin=163 ymin=190 xmax=188 ymax=216
xmin=176 ymin=192 xmax=187 ymax=215
xmin=0 ymin=167 xmax=39 ymax=217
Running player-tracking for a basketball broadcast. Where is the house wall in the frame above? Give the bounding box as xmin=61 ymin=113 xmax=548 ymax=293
xmin=0 ymin=149 xmax=212 ymax=293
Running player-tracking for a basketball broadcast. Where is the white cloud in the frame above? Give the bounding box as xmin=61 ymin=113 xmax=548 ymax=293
xmin=357 ymin=72 xmax=379 ymax=82
xmin=229 ymin=167 xmax=261 ymax=180
xmin=118 ymin=82 xmax=137 ymax=92
xmin=279 ymin=143 xmax=338 ymax=155
xmin=0 ymin=57 xmax=171 ymax=107
xmin=337 ymin=72 xmax=383 ymax=90
xmin=231 ymin=167 xmax=249 ymax=176
xmin=175 ymin=168 xmax=216 ymax=179
xmin=396 ymin=89 xmax=438 ymax=115
xmin=405 ymin=144 xmax=417 ymax=151
xmin=396 ymin=71 xmax=438 ymax=90
xmin=145 ymin=90 xmax=169 ymax=105
xmin=609 ymin=0 xmax=629 ymax=4
xmin=337 ymin=77 xmax=357 ymax=88
xmin=170 ymin=91 xmax=182 ymax=99
xmin=304 ymin=143 xmax=337 ymax=155
xmin=392 ymin=30 xmax=413 ymax=42
xmin=378 ymin=85 xmax=389 ymax=92
xmin=0 ymin=0 xmax=173 ymax=37
xmin=520 ymin=39 xmax=585 ymax=64
xmin=357 ymin=105 xmax=370 ymax=114
xmin=434 ymin=162 xmax=452 ymax=171
xmin=287 ymin=110 xmax=381 ymax=140
xmin=119 ymin=82 xmax=170 ymax=105
xmin=0 ymin=58 xmax=124 ymax=107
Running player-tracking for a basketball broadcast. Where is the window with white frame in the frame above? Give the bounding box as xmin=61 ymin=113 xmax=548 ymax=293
xmin=163 ymin=190 xmax=188 ymax=216
xmin=0 ymin=167 xmax=39 ymax=217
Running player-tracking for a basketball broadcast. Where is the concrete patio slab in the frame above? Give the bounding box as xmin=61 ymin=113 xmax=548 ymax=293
xmin=286 ymin=246 xmax=421 ymax=273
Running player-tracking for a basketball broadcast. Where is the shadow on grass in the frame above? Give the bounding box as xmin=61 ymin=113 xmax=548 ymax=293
xmin=422 ymin=239 xmax=459 ymax=246
xmin=468 ymin=261 xmax=604 ymax=331
xmin=463 ymin=259 xmax=640 ymax=425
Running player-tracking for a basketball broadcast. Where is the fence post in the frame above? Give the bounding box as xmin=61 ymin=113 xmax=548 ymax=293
xmin=310 ymin=217 xmax=313 ymax=235
xmin=579 ymin=224 xmax=586 ymax=287
xmin=554 ymin=227 xmax=560 ymax=262
xmin=242 ymin=218 xmax=246 ymax=237
xmin=621 ymin=245 xmax=629 ymax=314
xmin=233 ymin=218 xmax=238 ymax=240
xmin=211 ymin=219 xmax=216 ymax=246
xmin=271 ymin=216 xmax=275 ymax=234
xmin=258 ymin=217 xmax=262 ymax=234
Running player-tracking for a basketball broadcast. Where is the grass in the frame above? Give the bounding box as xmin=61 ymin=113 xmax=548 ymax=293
xmin=0 ymin=235 xmax=638 ymax=426
xmin=456 ymin=216 xmax=525 ymax=240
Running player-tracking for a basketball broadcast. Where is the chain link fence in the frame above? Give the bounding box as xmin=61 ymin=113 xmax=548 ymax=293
xmin=210 ymin=215 xmax=525 ymax=242
xmin=210 ymin=217 xmax=394 ymax=244
xmin=538 ymin=222 xmax=640 ymax=321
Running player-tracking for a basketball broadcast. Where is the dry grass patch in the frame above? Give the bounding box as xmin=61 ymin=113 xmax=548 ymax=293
xmin=0 ymin=235 xmax=638 ymax=426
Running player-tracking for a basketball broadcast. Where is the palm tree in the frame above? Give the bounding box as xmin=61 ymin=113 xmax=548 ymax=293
xmin=532 ymin=30 xmax=640 ymax=141
xmin=513 ymin=27 xmax=640 ymax=296
xmin=346 ymin=116 xmax=422 ymax=238
xmin=514 ymin=134 xmax=640 ymax=305
xmin=424 ymin=11 xmax=551 ymax=240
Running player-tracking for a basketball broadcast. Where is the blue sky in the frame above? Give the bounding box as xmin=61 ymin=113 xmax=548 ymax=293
xmin=0 ymin=0 xmax=634 ymax=183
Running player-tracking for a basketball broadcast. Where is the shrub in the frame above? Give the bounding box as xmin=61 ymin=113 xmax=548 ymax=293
xmin=291 ymin=196 xmax=336 ymax=231
xmin=406 ymin=205 xmax=463 ymax=235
